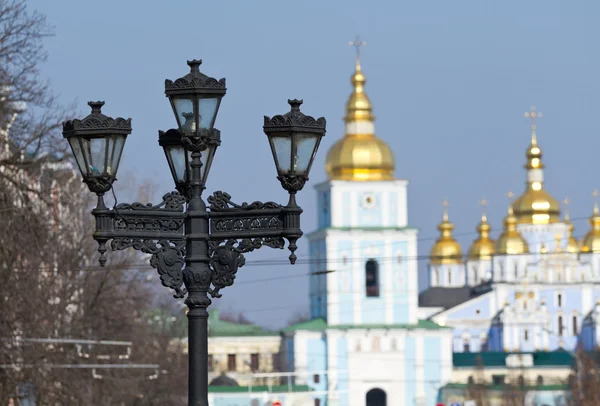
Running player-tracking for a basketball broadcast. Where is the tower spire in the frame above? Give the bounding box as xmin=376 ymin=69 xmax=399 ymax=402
xmin=512 ymin=106 xmax=560 ymax=224
xmin=563 ymin=197 xmax=579 ymax=254
xmin=349 ymin=36 xmax=367 ymax=71
xmin=525 ymin=105 xmax=542 ymax=145
xmin=344 ymin=37 xmax=373 ymax=123
xmin=594 ymin=189 xmax=599 ymax=215
xmin=442 ymin=199 xmax=449 ymax=222
xmin=481 ymin=198 xmax=488 ymax=221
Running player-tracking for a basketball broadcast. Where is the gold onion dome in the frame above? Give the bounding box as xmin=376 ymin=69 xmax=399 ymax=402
xmin=496 ymin=194 xmax=529 ymax=255
xmin=431 ymin=201 xmax=463 ymax=264
xmin=563 ymin=198 xmax=579 ymax=254
xmin=468 ymin=200 xmax=495 ymax=260
xmin=581 ymin=190 xmax=600 ymax=253
xmin=325 ymin=54 xmax=395 ymax=181
xmin=512 ymin=107 xmax=560 ymax=224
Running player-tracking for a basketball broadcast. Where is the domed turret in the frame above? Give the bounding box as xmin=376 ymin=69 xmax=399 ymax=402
xmin=582 ymin=190 xmax=600 ymax=253
xmin=468 ymin=199 xmax=495 ymax=260
xmin=431 ymin=201 xmax=463 ymax=264
xmin=512 ymin=106 xmax=561 ymax=224
xmin=563 ymin=197 xmax=579 ymax=254
xmin=496 ymin=193 xmax=529 ymax=255
xmin=325 ymin=50 xmax=395 ymax=181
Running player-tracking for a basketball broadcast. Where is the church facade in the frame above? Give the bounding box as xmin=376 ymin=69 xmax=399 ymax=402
xmin=205 ymin=53 xmax=599 ymax=406
xmin=280 ymin=55 xmax=452 ymax=406
xmin=418 ymin=107 xmax=600 ymax=356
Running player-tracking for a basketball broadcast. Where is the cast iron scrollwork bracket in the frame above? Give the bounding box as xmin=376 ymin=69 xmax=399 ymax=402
xmin=93 ymin=191 xmax=187 ymax=298
xmin=207 ymin=237 xmax=285 ymax=298
xmin=205 ymin=191 xmax=299 ymax=298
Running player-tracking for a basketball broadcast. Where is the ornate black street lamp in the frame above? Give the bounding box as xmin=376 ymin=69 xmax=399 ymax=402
xmin=62 ymin=59 xmax=326 ymax=406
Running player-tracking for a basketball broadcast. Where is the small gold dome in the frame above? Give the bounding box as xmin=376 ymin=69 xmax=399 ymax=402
xmin=325 ymin=58 xmax=395 ymax=182
xmin=496 ymin=205 xmax=529 ymax=255
xmin=431 ymin=202 xmax=463 ymax=264
xmin=582 ymin=192 xmax=600 ymax=253
xmin=563 ymin=198 xmax=579 ymax=254
xmin=468 ymin=202 xmax=495 ymax=260
xmin=513 ymin=109 xmax=561 ymax=224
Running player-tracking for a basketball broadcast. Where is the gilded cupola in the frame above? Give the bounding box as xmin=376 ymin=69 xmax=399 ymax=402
xmin=496 ymin=192 xmax=529 ymax=255
xmin=325 ymin=41 xmax=395 ymax=182
xmin=563 ymin=197 xmax=579 ymax=254
xmin=512 ymin=106 xmax=561 ymax=224
xmin=468 ymin=199 xmax=495 ymax=260
xmin=431 ymin=201 xmax=463 ymax=264
xmin=581 ymin=190 xmax=600 ymax=253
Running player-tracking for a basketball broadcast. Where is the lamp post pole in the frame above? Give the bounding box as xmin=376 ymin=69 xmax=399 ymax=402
xmin=62 ymin=59 xmax=326 ymax=405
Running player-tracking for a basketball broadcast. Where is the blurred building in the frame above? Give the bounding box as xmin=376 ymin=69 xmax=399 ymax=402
xmin=205 ymin=309 xmax=282 ymax=386
xmin=418 ymin=106 xmax=600 ymax=355
xmin=272 ymin=53 xmax=453 ymax=406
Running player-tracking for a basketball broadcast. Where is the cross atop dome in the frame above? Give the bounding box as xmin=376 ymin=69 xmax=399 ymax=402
xmin=349 ymin=36 xmax=367 ymax=67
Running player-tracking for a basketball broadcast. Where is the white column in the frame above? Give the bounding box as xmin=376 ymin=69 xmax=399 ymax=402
xmin=352 ymin=238 xmax=361 ymax=324
xmin=415 ymin=335 xmax=425 ymax=401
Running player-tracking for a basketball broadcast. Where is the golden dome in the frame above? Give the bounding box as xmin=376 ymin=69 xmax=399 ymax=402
xmin=563 ymin=198 xmax=579 ymax=254
xmin=431 ymin=201 xmax=463 ymax=264
xmin=496 ymin=198 xmax=529 ymax=255
xmin=581 ymin=191 xmax=600 ymax=253
xmin=468 ymin=200 xmax=495 ymax=260
xmin=325 ymin=57 xmax=395 ymax=181
xmin=513 ymin=107 xmax=560 ymax=224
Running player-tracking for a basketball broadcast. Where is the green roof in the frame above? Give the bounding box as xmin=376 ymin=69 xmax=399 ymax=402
xmin=208 ymin=384 xmax=310 ymax=393
xmin=442 ymin=382 xmax=569 ymax=392
xmin=282 ymin=318 xmax=449 ymax=333
xmin=453 ymin=351 xmax=574 ymax=368
xmin=282 ymin=318 xmax=328 ymax=333
xmin=209 ymin=310 xmax=279 ymax=337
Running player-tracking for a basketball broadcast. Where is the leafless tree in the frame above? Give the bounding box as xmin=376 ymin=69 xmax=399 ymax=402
xmin=567 ymin=347 xmax=599 ymax=406
xmin=0 ymin=2 xmax=188 ymax=403
xmin=0 ymin=0 xmax=72 ymax=202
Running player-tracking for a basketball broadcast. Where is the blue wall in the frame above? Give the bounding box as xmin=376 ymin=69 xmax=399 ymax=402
xmin=357 ymin=191 xmax=383 ymax=226
xmin=337 ymin=240 xmax=354 ymax=324
xmin=337 ymin=337 xmax=349 ymax=406
xmin=404 ymin=336 xmax=416 ymax=406
xmin=424 ymin=337 xmax=442 ymax=406
xmin=306 ymin=336 xmax=328 ymax=405
xmin=389 ymin=191 xmax=397 ymax=226
xmin=392 ymin=240 xmax=409 ymax=324
xmin=360 ymin=240 xmax=386 ymax=324
xmin=317 ymin=190 xmax=331 ymax=229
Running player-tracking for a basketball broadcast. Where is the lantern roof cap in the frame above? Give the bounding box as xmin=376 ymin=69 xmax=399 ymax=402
xmin=62 ymin=101 xmax=132 ymax=136
xmin=263 ymin=99 xmax=327 ymax=134
xmin=164 ymin=59 xmax=226 ymax=96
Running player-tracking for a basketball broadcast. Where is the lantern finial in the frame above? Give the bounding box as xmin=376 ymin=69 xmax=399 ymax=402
xmin=88 ymin=101 xmax=105 ymax=114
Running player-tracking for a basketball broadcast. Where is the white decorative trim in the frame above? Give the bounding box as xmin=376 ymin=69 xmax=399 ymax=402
xmin=345 ymin=120 xmax=375 ymax=135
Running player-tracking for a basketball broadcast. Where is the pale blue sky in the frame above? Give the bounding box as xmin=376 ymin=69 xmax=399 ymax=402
xmin=29 ymin=0 xmax=600 ymax=328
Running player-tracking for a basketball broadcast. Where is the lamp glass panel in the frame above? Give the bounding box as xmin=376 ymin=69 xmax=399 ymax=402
xmin=68 ymin=138 xmax=87 ymax=177
xmin=107 ymin=134 xmax=126 ymax=176
xmin=173 ymin=97 xmax=195 ymax=134
xmin=199 ymin=145 xmax=218 ymax=183
xmin=166 ymin=145 xmax=187 ymax=183
xmin=196 ymin=97 xmax=219 ymax=130
xmin=292 ymin=134 xmax=319 ymax=174
xmin=270 ymin=135 xmax=292 ymax=174
xmin=89 ymin=137 xmax=107 ymax=175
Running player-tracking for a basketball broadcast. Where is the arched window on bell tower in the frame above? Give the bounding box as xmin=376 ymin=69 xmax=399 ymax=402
xmin=366 ymin=259 xmax=379 ymax=297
